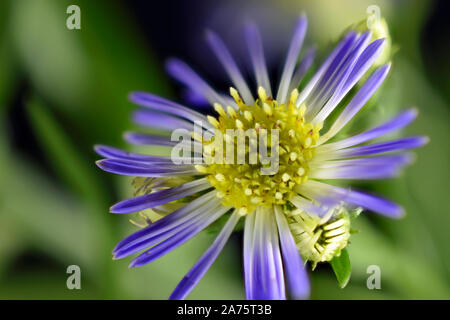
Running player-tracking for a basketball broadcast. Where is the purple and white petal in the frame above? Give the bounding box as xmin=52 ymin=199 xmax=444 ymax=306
xmin=109 ymin=178 xmax=211 ymax=213
xmin=113 ymin=192 xmax=217 ymax=255
xmin=269 ymin=212 xmax=286 ymax=299
xmin=206 ymin=30 xmax=254 ymax=104
xmin=129 ymin=91 xmax=212 ymax=128
xmin=317 ymin=108 xmax=418 ymax=152
xmin=129 ymin=204 xmax=231 ymax=267
xmin=310 ymin=153 xmax=413 ymax=170
xmin=182 ymin=87 xmax=210 ymax=107
xmin=274 ymin=206 xmax=309 ymax=299
xmin=244 ymin=210 xmax=256 ymax=299
xmin=340 ymin=39 xmax=385 ymax=96
xmin=169 ymin=210 xmax=241 ymax=300
xmin=115 ymin=194 xmax=222 ymax=259
xmin=290 ymin=195 xmax=334 ymax=217
xmin=124 ymin=132 xmax=203 ymax=152
xmin=124 ymin=132 xmax=177 ymax=146
xmin=317 ymin=64 xmax=391 ymax=144
xmin=297 ymin=31 xmax=358 ymax=108
xmin=132 ymin=110 xmax=194 ymax=131
xmin=249 ymin=207 xmax=286 ymax=300
xmin=317 ymin=136 xmax=428 ymax=161
xmin=301 ymin=31 xmax=360 ymax=112
xmin=309 ymin=153 xmax=414 ymax=179
xmin=312 ymin=38 xmax=385 ymax=123
xmin=288 ymin=46 xmax=316 ymax=94
xmin=95 ymin=145 xmax=171 ymax=162
xmin=165 ymin=58 xmax=230 ymax=107
xmin=309 ymin=163 xmax=401 ymax=180
xmin=276 ymin=15 xmax=307 ymax=104
xmin=296 ymin=180 xmax=404 ymax=218
xmin=95 ymin=145 xmax=200 ymax=164
xmin=244 ymin=23 xmax=272 ymax=96
xmin=96 ymin=158 xmax=199 ymax=177
xmin=306 ymin=32 xmax=372 ymax=120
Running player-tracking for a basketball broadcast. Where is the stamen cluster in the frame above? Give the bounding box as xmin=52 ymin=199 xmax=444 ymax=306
xmin=195 ymin=87 xmax=322 ymax=214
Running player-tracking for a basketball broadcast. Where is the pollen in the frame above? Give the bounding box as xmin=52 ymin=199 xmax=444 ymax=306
xmin=215 ymin=173 xmax=225 ymax=181
xmin=194 ymin=87 xmax=321 ymax=214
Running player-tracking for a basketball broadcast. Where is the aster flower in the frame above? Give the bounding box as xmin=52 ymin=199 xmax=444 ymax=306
xmin=95 ymin=15 xmax=427 ymax=300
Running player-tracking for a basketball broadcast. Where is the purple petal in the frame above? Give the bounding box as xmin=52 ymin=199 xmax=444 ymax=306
xmin=182 ymin=88 xmax=210 ymax=107
xmin=250 ymin=207 xmax=286 ymax=300
xmin=96 ymin=159 xmax=198 ymax=177
xmin=244 ymin=23 xmax=272 ymax=96
xmin=319 ymin=64 xmax=391 ymax=143
xmin=129 ymin=205 xmax=231 ymax=268
xmin=313 ymin=38 xmax=385 ymax=123
xmin=109 ymin=178 xmax=211 ymax=213
xmin=307 ymin=32 xmax=372 ymax=119
xmin=114 ymin=195 xmax=221 ymax=259
xmin=129 ymin=91 xmax=210 ymax=127
xmin=113 ymin=192 xmax=217 ymax=253
xmin=169 ymin=211 xmax=241 ymax=300
xmin=244 ymin=210 xmax=256 ymax=299
xmin=95 ymin=145 xmax=200 ymax=165
xmin=165 ymin=58 xmax=229 ymax=106
xmin=297 ymin=31 xmax=358 ymax=107
xmin=288 ymin=46 xmax=316 ymax=93
xmin=319 ymin=108 xmax=418 ymax=151
xmin=132 ymin=110 xmax=194 ymax=131
xmin=268 ymin=210 xmax=286 ymax=299
xmin=123 ymin=132 xmax=203 ymax=153
xmin=94 ymin=145 xmax=172 ymax=162
xmin=290 ymin=195 xmax=335 ymax=217
xmin=124 ymin=132 xmax=176 ymax=146
xmin=310 ymin=163 xmax=401 ymax=180
xmin=206 ymin=30 xmax=254 ymax=104
xmin=274 ymin=206 xmax=309 ymax=299
xmin=303 ymin=31 xmax=360 ymax=112
xmin=335 ymin=136 xmax=429 ymax=158
xmin=276 ymin=15 xmax=307 ymax=103
xmin=297 ymin=180 xmax=404 ymax=218
xmin=311 ymin=153 xmax=413 ymax=169
xmin=115 ymin=212 xmax=208 ymax=259
xmin=343 ymin=39 xmax=385 ymax=91
xmin=309 ymin=154 xmax=414 ymax=180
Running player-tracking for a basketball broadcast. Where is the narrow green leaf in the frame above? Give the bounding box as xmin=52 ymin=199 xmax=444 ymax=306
xmin=27 ymin=96 xmax=105 ymax=204
xmin=330 ymin=248 xmax=351 ymax=288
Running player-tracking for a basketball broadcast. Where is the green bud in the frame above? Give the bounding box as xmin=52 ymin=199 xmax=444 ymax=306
xmin=287 ymin=205 xmax=360 ymax=270
xmin=352 ymin=16 xmax=393 ymax=68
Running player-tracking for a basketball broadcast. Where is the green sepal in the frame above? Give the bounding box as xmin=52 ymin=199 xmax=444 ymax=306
xmin=330 ymin=248 xmax=351 ymax=288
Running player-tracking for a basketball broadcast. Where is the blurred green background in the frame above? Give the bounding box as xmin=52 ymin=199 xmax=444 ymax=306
xmin=0 ymin=0 xmax=449 ymax=299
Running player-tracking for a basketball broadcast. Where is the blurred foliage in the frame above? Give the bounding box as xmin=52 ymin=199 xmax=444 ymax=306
xmin=0 ymin=0 xmax=448 ymax=299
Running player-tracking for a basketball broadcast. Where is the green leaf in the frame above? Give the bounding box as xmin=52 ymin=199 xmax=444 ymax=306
xmin=26 ymin=96 xmax=105 ymax=204
xmin=330 ymin=248 xmax=351 ymax=288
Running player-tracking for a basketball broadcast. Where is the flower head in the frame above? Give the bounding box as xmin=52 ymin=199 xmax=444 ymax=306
xmin=95 ymin=14 xmax=427 ymax=300
xmin=195 ymin=86 xmax=320 ymax=215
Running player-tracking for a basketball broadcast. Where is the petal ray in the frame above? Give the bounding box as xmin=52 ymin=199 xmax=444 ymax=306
xmin=109 ymin=178 xmax=210 ymax=213
xmin=274 ymin=206 xmax=309 ymax=299
xmin=169 ymin=210 xmax=241 ymax=300
xmin=276 ymin=15 xmax=308 ymax=104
